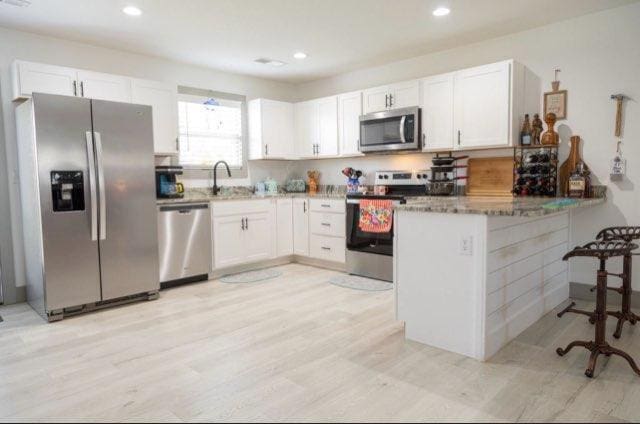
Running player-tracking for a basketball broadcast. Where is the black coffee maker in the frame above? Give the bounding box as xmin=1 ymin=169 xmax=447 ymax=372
xmin=155 ymin=166 xmax=184 ymax=199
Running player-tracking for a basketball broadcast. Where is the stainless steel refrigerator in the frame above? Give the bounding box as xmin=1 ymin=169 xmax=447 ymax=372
xmin=16 ymin=93 xmax=160 ymax=321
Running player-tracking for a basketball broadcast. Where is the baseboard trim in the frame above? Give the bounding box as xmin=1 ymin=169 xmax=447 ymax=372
xmin=570 ymin=281 xmax=640 ymax=308
xmin=210 ymin=255 xmax=346 ymax=279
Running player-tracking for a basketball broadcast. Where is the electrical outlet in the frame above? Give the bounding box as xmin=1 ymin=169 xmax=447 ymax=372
xmin=460 ymin=235 xmax=473 ymax=256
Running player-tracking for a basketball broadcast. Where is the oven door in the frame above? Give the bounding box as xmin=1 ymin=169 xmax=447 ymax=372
xmin=359 ymin=107 xmax=420 ymax=153
xmin=346 ymin=198 xmax=400 ymax=256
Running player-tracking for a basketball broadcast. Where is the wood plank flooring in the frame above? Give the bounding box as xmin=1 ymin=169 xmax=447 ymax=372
xmin=1 ymin=263 xmax=640 ymax=422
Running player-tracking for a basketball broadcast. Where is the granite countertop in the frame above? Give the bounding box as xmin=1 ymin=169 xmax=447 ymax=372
xmin=156 ymin=187 xmax=346 ymax=205
xmin=395 ymin=196 xmax=605 ymax=217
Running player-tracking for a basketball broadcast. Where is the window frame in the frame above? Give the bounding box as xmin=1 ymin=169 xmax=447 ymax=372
xmin=176 ymin=86 xmax=249 ymax=179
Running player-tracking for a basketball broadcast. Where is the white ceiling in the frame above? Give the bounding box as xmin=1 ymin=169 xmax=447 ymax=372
xmin=0 ymin=0 xmax=636 ymax=83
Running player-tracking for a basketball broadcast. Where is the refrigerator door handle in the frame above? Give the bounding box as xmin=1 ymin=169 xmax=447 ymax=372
xmin=85 ymin=131 xmax=98 ymax=241
xmin=94 ymin=131 xmax=107 ymax=240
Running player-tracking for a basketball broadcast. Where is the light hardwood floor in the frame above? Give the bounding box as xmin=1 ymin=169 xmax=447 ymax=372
xmin=1 ymin=263 xmax=640 ymax=422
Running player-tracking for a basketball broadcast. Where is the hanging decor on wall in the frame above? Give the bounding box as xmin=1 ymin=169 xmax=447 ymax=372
xmin=544 ymin=68 xmax=567 ymax=120
xmin=609 ymin=94 xmax=629 ymax=181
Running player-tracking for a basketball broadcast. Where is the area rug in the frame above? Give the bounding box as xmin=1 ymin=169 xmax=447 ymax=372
xmin=219 ymin=268 xmax=283 ymax=284
xmin=328 ymin=275 xmax=392 ymax=291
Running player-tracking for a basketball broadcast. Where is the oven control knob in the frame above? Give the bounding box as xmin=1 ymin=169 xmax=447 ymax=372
xmin=383 ymin=175 xmax=389 ymax=179
xmin=378 ymin=175 xmax=383 ymax=179
xmin=417 ymin=174 xmax=422 ymax=179
xmin=422 ymin=174 xmax=428 ymax=179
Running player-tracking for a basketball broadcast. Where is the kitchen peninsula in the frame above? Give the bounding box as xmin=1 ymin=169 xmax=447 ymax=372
xmin=394 ymin=195 xmax=605 ymax=360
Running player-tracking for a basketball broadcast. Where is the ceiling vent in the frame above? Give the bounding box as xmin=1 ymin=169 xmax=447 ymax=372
xmin=254 ymin=58 xmax=287 ymax=67
xmin=0 ymin=0 xmax=31 ymax=6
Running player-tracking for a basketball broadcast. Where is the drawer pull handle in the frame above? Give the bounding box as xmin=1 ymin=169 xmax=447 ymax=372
xmin=321 ymin=246 xmax=331 ymax=251
xmin=321 ymin=223 xmax=331 ymax=226
xmin=321 ymin=204 xmax=331 ymax=208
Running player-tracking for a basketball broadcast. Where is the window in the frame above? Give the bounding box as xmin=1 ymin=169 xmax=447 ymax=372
xmin=177 ymin=90 xmax=247 ymax=174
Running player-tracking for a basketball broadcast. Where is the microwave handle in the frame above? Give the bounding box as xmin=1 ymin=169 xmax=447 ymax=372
xmin=399 ymin=116 xmax=406 ymax=143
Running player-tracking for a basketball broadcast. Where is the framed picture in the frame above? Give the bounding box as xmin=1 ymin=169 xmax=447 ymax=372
xmin=544 ymin=90 xmax=567 ymax=120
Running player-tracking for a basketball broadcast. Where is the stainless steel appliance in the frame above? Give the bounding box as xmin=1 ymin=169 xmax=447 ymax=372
xmin=346 ymin=170 xmax=429 ymax=281
xmin=15 ymin=93 xmax=160 ymax=322
xmin=155 ymin=166 xmax=184 ymax=199
xmin=359 ymin=106 xmax=421 ymax=153
xmin=158 ymin=203 xmax=211 ymax=288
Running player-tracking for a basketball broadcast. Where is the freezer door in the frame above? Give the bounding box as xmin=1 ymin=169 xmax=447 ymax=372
xmin=32 ymin=93 xmax=102 ymax=311
xmin=91 ymin=100 xmax=160 ymax=300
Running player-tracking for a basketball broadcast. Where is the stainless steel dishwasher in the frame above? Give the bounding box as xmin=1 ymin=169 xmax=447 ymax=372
xmin=157 ymin=203 xmax=211 ymax=288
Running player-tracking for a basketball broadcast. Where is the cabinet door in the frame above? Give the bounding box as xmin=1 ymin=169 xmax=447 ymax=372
xmin=317 ymin=96 xmax=338 ymax=157
xmin=362 ymin=85 xmax=390 ymax=114
xmin=131 ymin=79 xmax=179 ymax=154
xmin=262 ymin=100 xmax=294 ymax=159
xmin=294 ymin=101 xmax=317 ymax=158
xmin=244 ymin=212 xmax=272 ymax=263
xmin=77 ymin=70 xmax=131 ymax=102
xmin=454 ymin=61 xmax=511 ymax=149
xmin=293 ymin=198 xmax=309 ymax=256
xmin=13 ymin=61 xmax=78 ymax=99
xmin=389 ymin=80 xmax=420 ymax=110
xmin=421 ymin=74 xmax=455 ymax=151
xmin=338 ymin=91 xmax=363 ymax=157
xmin=276 ymin=199 xmax=294 ymax=256
xmin=213 ymin=215 xmax=245 ymax=268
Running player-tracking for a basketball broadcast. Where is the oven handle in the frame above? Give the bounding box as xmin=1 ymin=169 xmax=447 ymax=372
xmin=347 ymin=199 xmax=404 ymax=205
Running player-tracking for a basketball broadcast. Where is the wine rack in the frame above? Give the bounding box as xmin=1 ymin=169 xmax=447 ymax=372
xmin=513 ymin=145 xmax=559 ymax=197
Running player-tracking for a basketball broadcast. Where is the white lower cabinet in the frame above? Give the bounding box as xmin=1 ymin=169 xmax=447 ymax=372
xmin=276 ymin=198 xmax=294 ymax=256
xmin=293 ymin=198 xmax=310 ymax=256
xmin=211 ymin=200 xmax=275 ymax=269
xmin=308 ymin=199 xmax=345 ymax=264
xmin=310 ymin=235 xmax=345 ymax=263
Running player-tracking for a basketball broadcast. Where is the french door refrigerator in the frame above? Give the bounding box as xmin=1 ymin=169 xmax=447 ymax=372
xmin=16 ymin=93 xmax=160 ymax=321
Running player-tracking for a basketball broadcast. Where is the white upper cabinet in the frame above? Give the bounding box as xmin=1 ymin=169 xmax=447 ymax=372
xmin=338 ymin=91 xmax=363 ymax=157
xmin=294 ymin=96 xmax=338 ymax=158
xmin=294 ymin=100 xmax=316 ymax=158
xmin=362 ymin=80 xmax=420 ymax=114
xmin=420 ymin=73 xmax=455 ymax=152
xmin=76 ymin=70 xmax=131 ymax=102
xmin=131 ymin=79 xmax=179 ymax=155
xmin=12 ymin=61 xmax=78 ymax=99
xmin=390 ymin=80 xmax=421 ymax=110
xmin=453 ymin=61 xmax=511 ymax=149
xmin=249 ymin=99 xmax=295 ymax=160
xmin=316 ymin=96 xmax=338 ymax=157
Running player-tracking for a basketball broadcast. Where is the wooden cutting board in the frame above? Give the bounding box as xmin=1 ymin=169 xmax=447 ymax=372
xmin=466 ymin=157 xmax=514 ymax=197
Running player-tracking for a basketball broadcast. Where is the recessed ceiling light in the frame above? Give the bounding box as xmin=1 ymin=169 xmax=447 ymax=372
xmin=432 ymin=7 xmax=450 ymax=17
xmin=267 ymin=60 xmax=286 ymax=67
xmin=122 ymin=5 xmax=142 ymax=16
xmin=293 ymin=52 xmax=307 ymax=60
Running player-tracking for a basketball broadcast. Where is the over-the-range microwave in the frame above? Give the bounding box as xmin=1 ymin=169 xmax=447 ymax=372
xmin=359 ymin=106 xmax=421 ymax=153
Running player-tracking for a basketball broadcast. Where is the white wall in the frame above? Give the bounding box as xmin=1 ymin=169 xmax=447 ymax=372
xmin=0 ymin=26 xmax=298 ymax=301
xmin=292 ymin=2 xmax=640 ymax=290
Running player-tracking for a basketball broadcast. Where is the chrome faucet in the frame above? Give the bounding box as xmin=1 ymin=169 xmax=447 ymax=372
xmin=212 ymin=160 xmax=231 ymax=195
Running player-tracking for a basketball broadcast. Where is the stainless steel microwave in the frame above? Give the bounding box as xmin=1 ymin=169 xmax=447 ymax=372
xmin=359 ymin=106 xmax=421 ymax=153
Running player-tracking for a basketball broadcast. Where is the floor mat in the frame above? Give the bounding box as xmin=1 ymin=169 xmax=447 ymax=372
xmin=219 ymin=268 xmax=283 ymax=284
xmin=328 ymin=274 xmax=392 ymax=291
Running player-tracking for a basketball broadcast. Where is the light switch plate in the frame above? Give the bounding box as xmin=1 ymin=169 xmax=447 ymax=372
xmin=460 ymin=235 xmax=473 ymax=256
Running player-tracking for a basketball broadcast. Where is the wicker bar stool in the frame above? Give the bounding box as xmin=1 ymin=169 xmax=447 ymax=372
xmin=595 ymin=226 xmax=640 ymax=338
xmin=556 ymin=240 xmax=640 ymax=378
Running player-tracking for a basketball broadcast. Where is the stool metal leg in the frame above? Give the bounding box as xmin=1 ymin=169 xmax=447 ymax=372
xmin=610 ymin=253 xmax=640 ymax=339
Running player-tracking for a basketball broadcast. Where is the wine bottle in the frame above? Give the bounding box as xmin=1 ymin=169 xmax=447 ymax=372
xmin=520 ymin=114 xmax=532 ymax=146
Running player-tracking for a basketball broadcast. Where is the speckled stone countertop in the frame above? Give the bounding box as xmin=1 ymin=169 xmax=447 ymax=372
xmin=156 ymin=186 xmax=346 ymax=205
xmin=395 ymin=196 xmax=605 ymax=217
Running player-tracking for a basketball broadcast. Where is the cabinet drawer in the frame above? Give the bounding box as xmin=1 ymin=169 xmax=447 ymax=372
xmin=310 ymin=235 xmax=345 ymax=263
xmin=309 ymin=198 xmax=345 ymax=214
xmin=310 ymin=211 xmax=345 ymax=238
xmin=211 ymin=199 xmax=271 ymax=217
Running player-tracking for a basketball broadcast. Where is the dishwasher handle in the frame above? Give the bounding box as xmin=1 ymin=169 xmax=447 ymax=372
xmin=159 ymin=203 xmax=209 ymax=213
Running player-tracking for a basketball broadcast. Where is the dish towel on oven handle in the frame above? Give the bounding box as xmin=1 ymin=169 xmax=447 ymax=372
xmin=358 ymin=199 xmax=393 ymax=233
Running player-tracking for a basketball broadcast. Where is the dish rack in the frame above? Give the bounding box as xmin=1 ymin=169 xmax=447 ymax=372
xmin=426 ymin=154 xmax=468 ymax=196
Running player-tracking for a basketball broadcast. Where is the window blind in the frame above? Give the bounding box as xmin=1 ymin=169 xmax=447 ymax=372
xmin=178 ymin=94 xmax=244 ymax=169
